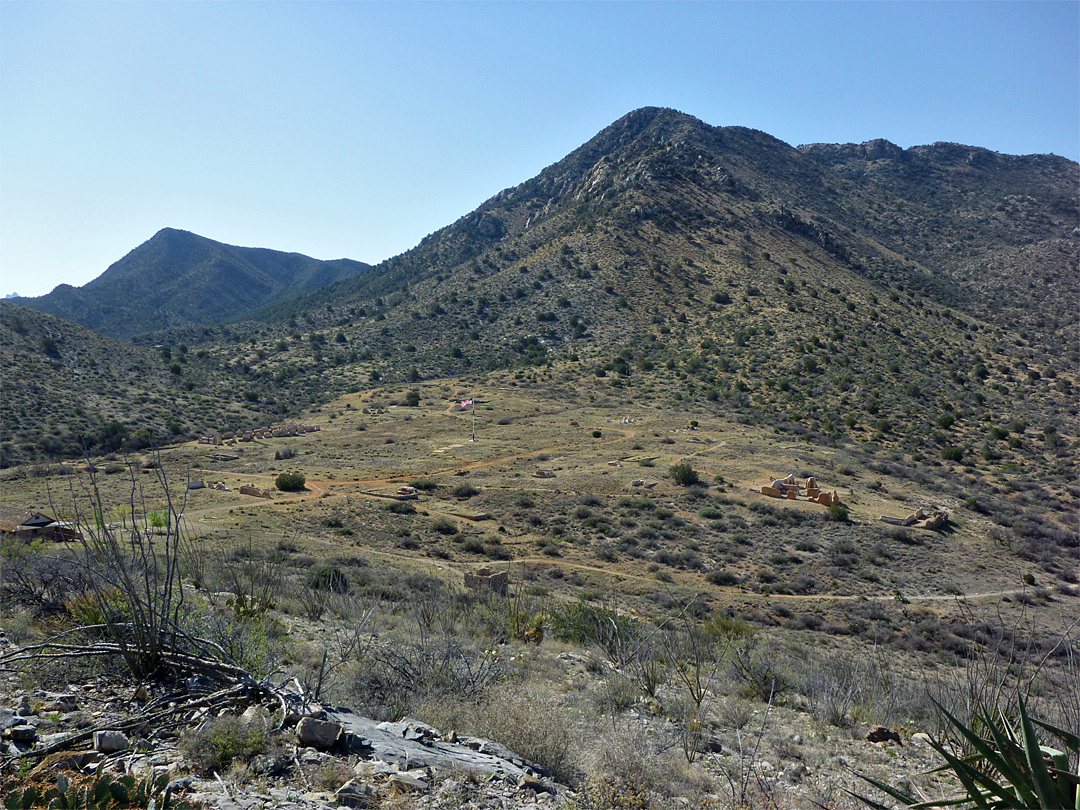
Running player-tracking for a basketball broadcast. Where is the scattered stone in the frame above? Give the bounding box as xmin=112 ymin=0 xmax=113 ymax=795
xmin=297 ymin=717 xmax=343 ymax=750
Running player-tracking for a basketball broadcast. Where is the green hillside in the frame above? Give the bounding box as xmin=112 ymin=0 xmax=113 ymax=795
xmin=0 ymin=301 xmax=274 ymax=465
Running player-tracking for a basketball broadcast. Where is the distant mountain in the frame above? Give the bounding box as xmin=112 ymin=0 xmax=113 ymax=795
xmin=15 ymin=228 xmax=369 ymax=339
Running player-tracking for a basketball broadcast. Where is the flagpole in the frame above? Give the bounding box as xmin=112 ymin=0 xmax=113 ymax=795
xmin=470 ymin=395 xmax=477 ymax=442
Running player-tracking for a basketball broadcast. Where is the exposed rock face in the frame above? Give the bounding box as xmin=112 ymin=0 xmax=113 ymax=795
xmin=324 ymin=711 xmax=549 ymax=783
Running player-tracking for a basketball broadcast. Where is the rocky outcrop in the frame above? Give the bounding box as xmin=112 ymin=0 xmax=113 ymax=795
xmin=0 ymin=674 xmax=560 ymax=810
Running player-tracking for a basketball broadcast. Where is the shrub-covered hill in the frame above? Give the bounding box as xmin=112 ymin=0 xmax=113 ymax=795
xmin=0 ymin=302 xmax=274 ymax=465
xmin=14 ymin=227 xmax=369 ymax=340
xmin=171 ymin=109 xmax=1076 ymax=499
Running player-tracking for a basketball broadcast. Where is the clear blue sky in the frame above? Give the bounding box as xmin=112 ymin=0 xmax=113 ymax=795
xmin=2 ymin=1 xmax=1077 ymax=298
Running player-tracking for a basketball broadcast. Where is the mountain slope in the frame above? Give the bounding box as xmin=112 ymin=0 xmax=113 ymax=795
xmin=798 ymin=139 xmax=1079 ymax=331
xmin=184 ymin=109 xmax=1076 ymax=502
xmin=16 ymin=228 xmax=369 ymax=339
xmin=0 ymin=301 xmax=274 ymax=465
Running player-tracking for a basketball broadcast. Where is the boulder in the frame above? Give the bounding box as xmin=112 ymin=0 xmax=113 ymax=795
xmin=297 ymin=717 xmax=342 ymax=750
xmin=867 ymin=726 xmax=902 ymax=746
xmin=518 ymin=774 xmax=556 ymax=795
xmin=93 ymin=730 xmax=130 ymax=753
xmin=336 ymin=779 xmax=380 ymax=808
xmin=7 ymin=725 xmax=37 ymax=743
xmin=387 ymin=772 xmax=428 ymax=793
xmin=0 ymin=709 xmax=20 ymax=731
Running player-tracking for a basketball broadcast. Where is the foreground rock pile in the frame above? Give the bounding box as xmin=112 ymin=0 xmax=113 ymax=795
xmin=0 ymin=662 xmax=560 ymax=810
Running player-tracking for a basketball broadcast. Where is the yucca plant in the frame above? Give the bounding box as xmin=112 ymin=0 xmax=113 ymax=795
xmin=856 ymin=697 xmax=1079 ymax=809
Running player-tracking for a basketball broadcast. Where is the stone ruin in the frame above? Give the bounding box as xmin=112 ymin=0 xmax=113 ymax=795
xmin=198 ymin=423 xmax=320 ymax=446
xmin=238 ymin=485 xmax=273 ymax=499
xmin=464 ymin=567 xmax=508 ymax=594
xmin=880 ymin=508 xmax=948 ymax=530
xmin=760 ymin=474 xmax=840 ymax=506
xmin=533 ymin=468 xmax=556 ymax=479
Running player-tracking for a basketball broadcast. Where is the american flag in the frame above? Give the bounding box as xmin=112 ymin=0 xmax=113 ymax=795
xmin=461 ymin=398 xmax=473 ymax=409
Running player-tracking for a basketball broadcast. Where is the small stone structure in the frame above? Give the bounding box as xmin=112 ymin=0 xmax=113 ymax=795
xmin=533 ymin=468 xmax=556 ymax=479
xmin=238 ymin=485 xmax=272 ymax=499
xmin=199 ymin=423 xmax=320 ymax=445
xmin=464 ymin=567 xmax=508 ymax=594
xmin=760 ymin=474 xmax=840 ymax=507
xmin=880 ymin=508 xmax=948 ymax=530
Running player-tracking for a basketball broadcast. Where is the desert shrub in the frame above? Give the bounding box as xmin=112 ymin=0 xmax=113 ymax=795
xmin=1 ymin=540 xmax=93 ymax=616
xmin=181 ymin=714 xmax=271 ymax=775
xmin=826 ymin=503 xmax=850 ymax=522
xmin=729 ymin=636 xmax=790 ymax=700
xmin=409 ymin=477 xmax=438 ymax=491
xmin=475 ymin=685 xmax=579 ymax=785
xmin=275 ymin=471 xmax=306 ymax=491
xmin=453 ymin=483 xmax=480 ymax=499
xmin=669 ymin=463 xmax=700 ymax=486
xmin=307 ymin=564 xmax=349 ymax=593
xmin=705 ymin=569 xmax=738 ymax=586
xmin=549 ymin=601 xmax=640 ymax=661
xmin=430 ymin=517 xmax=458 ymax=535
xmin=484 ymin=543 xmax=512 ymax=561
xmin=355 ymin=634 xmax=505 ymax=721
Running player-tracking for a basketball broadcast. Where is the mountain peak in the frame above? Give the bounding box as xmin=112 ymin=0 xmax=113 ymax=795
xmin=18 ymin=229 xmax=368 ymax=338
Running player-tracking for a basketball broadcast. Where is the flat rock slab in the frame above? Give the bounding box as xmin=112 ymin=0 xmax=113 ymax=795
xmin=324 ymin=710 xmax=545 ymax=783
